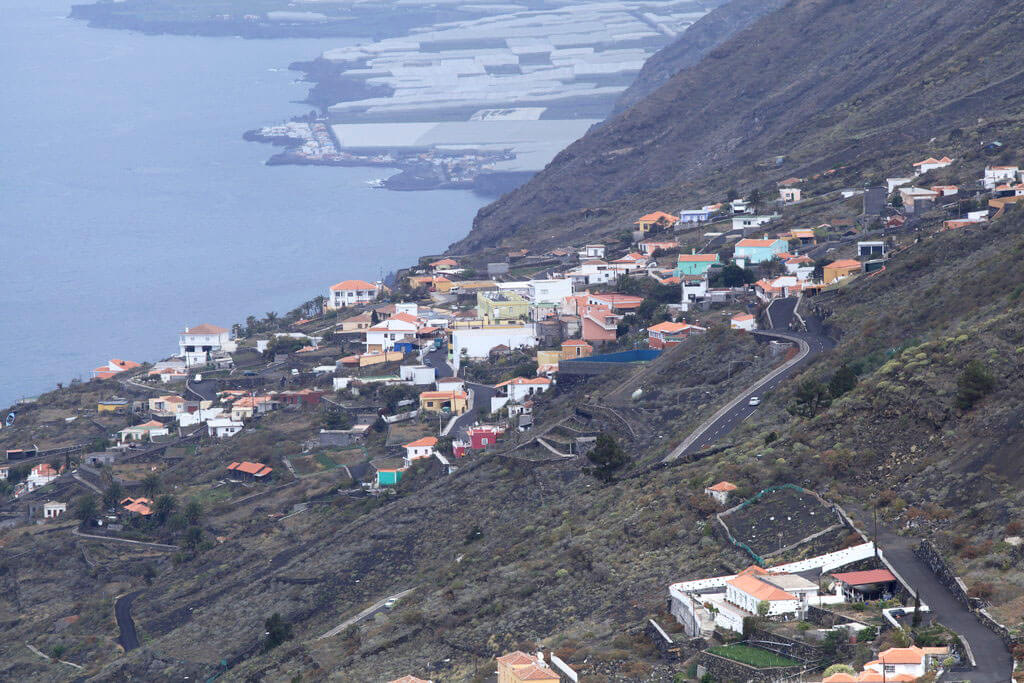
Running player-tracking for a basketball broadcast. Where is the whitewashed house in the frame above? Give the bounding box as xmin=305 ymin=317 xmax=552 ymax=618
xmin=495 ymin=377 xmax=552 ymax=403
xmin=43 ymin=501 xmax=67 ymax=519
xmin=912 ymin=156 xmax=953 ymax=175
xmin=578 ymin=244 xmax=605 ymax=259
xmin=207 ymin=417 xmax=243 ymax=438
xmin=327 ymin=279 xmax=382 ymax=309
xmin=983 ymin=165 xmax=1019 ymax=189
xmin=400 ymin=365 xmax=436 ymax=385
xmin=403 ymin=437 xmax=437 ymax=466
xmin=364 ymin=313 xmax=419 ymax=352
xmin=26 ymin=464 xmax=60 ymax=491
xmin=730 ymin=315 xmax=757 ymax=332
xmin=179 ymin=324 xmax=232 ymax=368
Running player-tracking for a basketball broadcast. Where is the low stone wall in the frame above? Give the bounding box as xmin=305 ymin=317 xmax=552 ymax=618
xmin=914 ymin=540 xmax=1022 ymax=648
xmin=697 ymin=651 xmax=802 ymax=682
xmin=913 ymin=540 xmax=971 ymax=607
xmin=805 ymin=605 xmax=862 ymax=627
xmin=748 ymin=627 xmax=824 ymax=663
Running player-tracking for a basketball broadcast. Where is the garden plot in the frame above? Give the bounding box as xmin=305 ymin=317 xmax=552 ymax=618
xmin=719 ymin=487 xmax=842 ymax=558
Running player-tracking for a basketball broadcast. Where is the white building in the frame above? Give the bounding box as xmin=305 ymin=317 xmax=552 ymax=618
xmin=400 ymin=365 xmax=436 ymax=385
xmin=43 ymin=501 xmax=67 ymax=519
xmin=984 ymin=165 xmax=1019 ymax=189
xmin=912 ymin=156 xmax=953 ymax=175
xmin=327 ymin=279 xmax=382 ymax=309
xmin=364 ymin=313 xmax=419 ymax=352
xmin=779 ymin=187 xmax=801 ymax=203
xmin=731 ymin=215 xmax=777 ymax=232
xmin=177 ymin=407 xmax=224 ymax=428
xmin=403 ymin=436 xmax=437 ymax=466
xmin=681 ymin=276 xmax=709 ymax=311
xmin=730 ymin=314 xmax=757 ymax=332
xmin=886 ymin=177 xmax=914 ymax=193
xmin=527 ymin=278 xmax=574 ymax=305
xmin=207 ymin=417 xmax=243 ymax=438
xmin=567 ymin=260 xmax=617 ymax=286
xmin=26 ymin=464 xmax=60 ymax=491
xmin=179 ymin=324 xmax=232 ymax=368
xmin=578 ymin=244 xmax=605 ymax=259
xmin=863 ymin=647 xmax=950 ymax=680
xmin=495 ymin=377 xmax=552 ymax=403
xmin=451 ymin=325 xmax=538 ymax=372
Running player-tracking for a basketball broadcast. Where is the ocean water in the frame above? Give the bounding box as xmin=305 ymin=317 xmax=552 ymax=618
xmin=0 ymin=0 xmax=488 ymax=406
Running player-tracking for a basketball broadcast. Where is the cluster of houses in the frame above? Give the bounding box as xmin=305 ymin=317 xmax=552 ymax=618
xmin=668 ymin=482 xmax=951 ymax=682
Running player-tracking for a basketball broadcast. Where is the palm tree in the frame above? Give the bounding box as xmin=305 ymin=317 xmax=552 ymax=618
xmin=73 ymin=495 xmax=98 ymax=525
xmin=152 ymin=495 xmax=177 ymax=525
xmin=102 ymin=481 xmax=124 ymax=510
xmin=140 ymin=473 xmax=161 ymax=499
xmin=185 ymin=526 xmax=203 ymax=550
xmin=182 ymin=499 xmax=202 ymax=526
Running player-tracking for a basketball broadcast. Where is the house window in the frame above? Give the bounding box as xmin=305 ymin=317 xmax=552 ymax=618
xmin=884 ymin=665 xmax=895 ymax=674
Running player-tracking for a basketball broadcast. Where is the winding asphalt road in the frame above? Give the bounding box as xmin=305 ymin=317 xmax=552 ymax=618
xmin=663 ymin=297 xmax=833 ymax=461
xmin=422 ymin=347 xmax=497 ymax=440
xmin=114 ymin=590 xmax=143 ymax=651
xmin=845 ymin=506 xmax=1014 ymax=683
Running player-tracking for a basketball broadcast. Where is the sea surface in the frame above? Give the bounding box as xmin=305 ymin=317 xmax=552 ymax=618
xmin=1 ymin=0 xmax=488 ymax=407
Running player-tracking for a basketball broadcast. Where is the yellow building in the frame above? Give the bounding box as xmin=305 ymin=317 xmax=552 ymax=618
xmin=560 ymin=339 xmax=593 ymax=361
xmin=477 ymin=290 xmax=530 ymax=322
xmin=634 ymin=211 xmax=679 ymax=234
xmin=823 ymin=259 xmax=861 ymax=284
xmin=97 ymin=399 xmax=130 ymax=414
xmin=419 ymin=390 xmax=468 ymax=415
xmin=450 ymin=280 xmax=498 ymax=292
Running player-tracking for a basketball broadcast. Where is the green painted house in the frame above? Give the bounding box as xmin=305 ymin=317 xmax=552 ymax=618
xmin=675 ymin=253 xmax=721 ymax=277
xmin=372 ymin=458 xmax=407 ymax=486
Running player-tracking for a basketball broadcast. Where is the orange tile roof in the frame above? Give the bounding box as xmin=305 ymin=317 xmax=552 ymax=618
xmin=731 ymin=314 xmax=755 ymax=322
xmin=708 ymin=481 xmax=738 ymax=492
xmin=419 ymin=391 xmax=467 ymax=399
xmin=635 ymin=211 xmax=679 ymax=223
xmin=736 ymin=238 xmax=781 ymax=247
xmin=33 ymin=463 xmax=59 ymax=477
xmin=678 ymin=254 xmax=719 ymax=262
xmin=869 ymin=646 xmax=943 ymax=665
xmin=497 ymin=651 xmax=538 ymax=665
xmin=430 ymin=258 xmax=458 ymax=267
xmin=913 ymin=156 xmax=953 ymax=166
xmin=496 ymin=377 xmax=552 ymax=387
xmin=512 ymin=664 xmax=560 ymax=681
xmin=828 ymin=259 xmax=861 ymax=268
xmin=390 ymin=313 xmax=420 ymax=324
xmin=227 ymin=461 xmax=273 ymax=476
xmin=185 ymin=323 xmax=228 ymax=334
xmin=727 ymin=573 xmax=796 ymax=601
xmin=561 ymin=339 xmax=592 ymax=347
xmin=388 ymin=677 xmax=431 ymax=683
xmin=404 ymin=437 xmax=438 ymax=449
xmin=648 ymin=321 xmax=690 ymax=333
xmin=330 ymin=279 xmax=376 ymax=291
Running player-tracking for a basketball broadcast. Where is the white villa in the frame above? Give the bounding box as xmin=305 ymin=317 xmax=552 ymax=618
xmin=179 ymin=323 xmax=232 ymax=368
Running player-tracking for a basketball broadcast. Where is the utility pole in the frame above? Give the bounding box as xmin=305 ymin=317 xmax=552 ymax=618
xmin=873 ymin=505 xmax=879 ymax=561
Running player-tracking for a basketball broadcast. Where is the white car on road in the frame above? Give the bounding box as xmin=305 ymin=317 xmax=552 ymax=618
xmin=748 ymin=396 xmax=761 ymax=406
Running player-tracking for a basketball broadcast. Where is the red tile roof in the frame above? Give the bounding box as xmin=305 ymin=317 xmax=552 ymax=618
xmin=727 ymin=573 xmax=796 ymax=601
xmin=330 ymin=279 xmax=376 ymax=291
xmin=635 ymin=211 xmax=679 ymax=224
xmin=677 ymin=254 xmax=719 ymax=262
xmin=707 ymin=481 xmax=738 ymax=492
xmin=831 ymin=569 xmax=896 ymax=586
xmin=404 ymin=437 xmax=438 ymax=449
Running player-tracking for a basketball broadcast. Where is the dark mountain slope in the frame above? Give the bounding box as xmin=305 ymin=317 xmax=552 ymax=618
xmin=454 ymin=0 xmax=1024 ymax=252
xmin=611 ymin=0 xmax=787 ymax=116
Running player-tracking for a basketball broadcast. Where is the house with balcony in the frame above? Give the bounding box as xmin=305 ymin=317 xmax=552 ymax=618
xmin=580 ymin=304 xmax=621 ymax=344
xmin=326 ymin=279 xmax=383 ymax=309
xmin=178 ymin=324 xmax=232 ymax=368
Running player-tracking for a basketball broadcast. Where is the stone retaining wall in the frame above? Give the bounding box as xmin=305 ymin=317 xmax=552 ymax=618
xmin=748 ymin=627 xmax=825 ymax=663
xmin=697 ymin=650 xmax=803 ymax=682
xmin=914 ymin=540 xmax=1022 ymax=648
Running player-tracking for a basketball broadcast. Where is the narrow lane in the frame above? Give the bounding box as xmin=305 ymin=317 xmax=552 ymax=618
xmin=114 ymin=590 xmax=143 ymax=651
